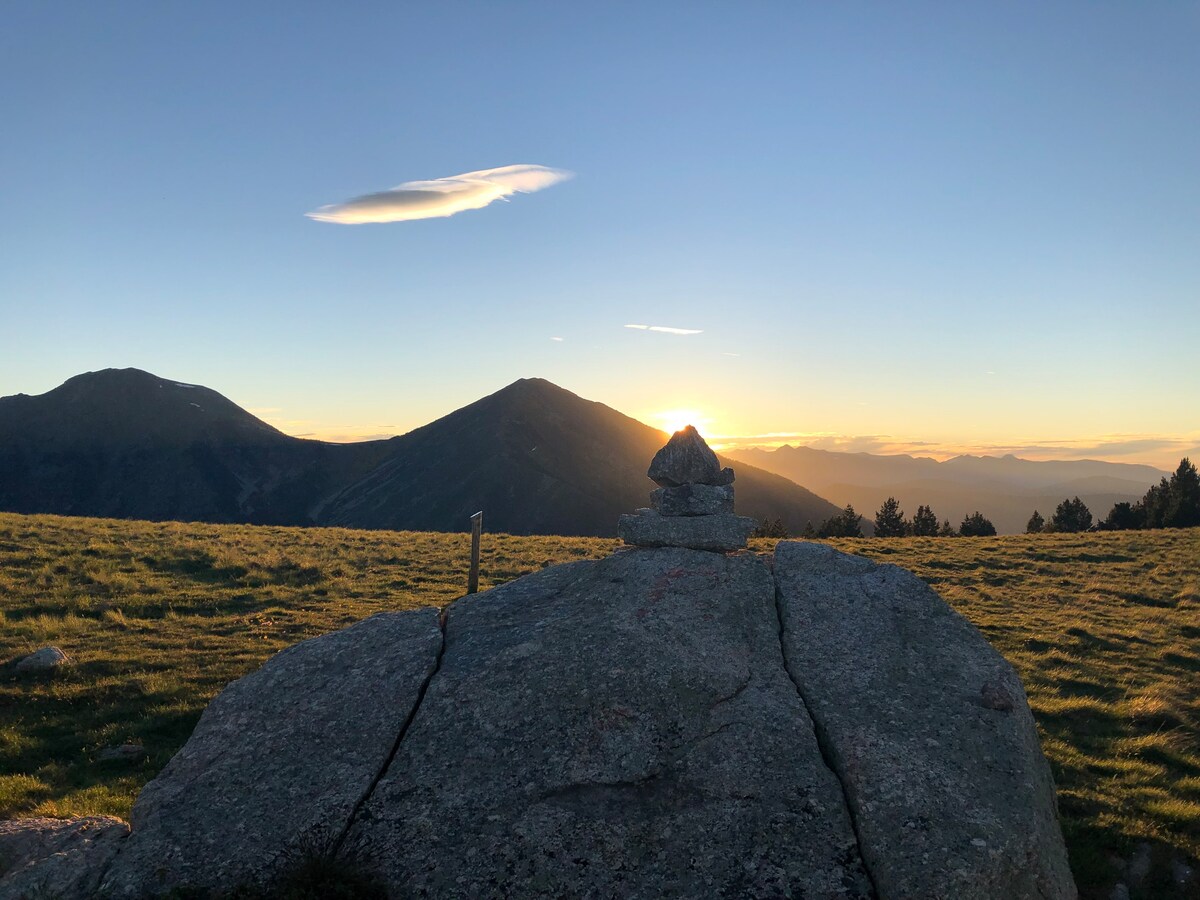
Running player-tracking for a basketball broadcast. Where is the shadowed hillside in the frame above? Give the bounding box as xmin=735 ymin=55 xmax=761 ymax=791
xmin=0 ymin=369 xmax=391 ymax=525
xmin=318 ymin=378 xmax=842 ymax=536
xmin=0 ymin=371 xmax=842 ymax=536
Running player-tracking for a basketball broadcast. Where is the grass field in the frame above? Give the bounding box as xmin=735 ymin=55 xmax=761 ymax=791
xmin=1 ymin=512 xmax=1196 ymax=898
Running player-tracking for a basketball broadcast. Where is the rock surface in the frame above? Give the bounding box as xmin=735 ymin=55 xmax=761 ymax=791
xmin=11 ymin=542 xmax=1076 ymax=899
xmin=647 ymin=425 xmax=730 ymax=487
xmin=99 ymin=609 xmax=443 ymax=897
xmin=774 ymin=541 xmax=1076 ymax=900
xmin=96 ymin=744 xmax=146 ymax=764
xmin=650 ymin=482 xmax=734 ymax=516
xmin=618 ymin=511 xmax=758 ymax=551
xmin=346 ymin=550 xmax=872 ymax=898
xmin=13 ymin=646 xmax=69 ymax=672
xmin=0 ymin=816 xmax=128 ymax=898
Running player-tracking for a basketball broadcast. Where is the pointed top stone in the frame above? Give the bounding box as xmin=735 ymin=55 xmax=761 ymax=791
xmin=647 ymin=425 xmax=734 ymax=487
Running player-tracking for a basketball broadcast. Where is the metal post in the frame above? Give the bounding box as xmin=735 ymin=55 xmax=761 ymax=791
xmin=467 ymin=510 xmax=483 ymax=594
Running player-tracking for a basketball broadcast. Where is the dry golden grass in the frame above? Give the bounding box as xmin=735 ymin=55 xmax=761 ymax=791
xmin=1 ymin=513 xmax=1196 ymax=897
xmin=0 ymin=513 xmax=616 ymax=823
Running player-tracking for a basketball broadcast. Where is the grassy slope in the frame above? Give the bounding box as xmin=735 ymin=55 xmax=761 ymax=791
xmin=1 ymin=513 xmax=1196 ymax=896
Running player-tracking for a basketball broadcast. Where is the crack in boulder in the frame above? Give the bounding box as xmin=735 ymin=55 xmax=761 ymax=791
xmin=770 ymin=571 xmax=881 ymax=900
xmin=333 ymin=604 xmax=452 ymax=856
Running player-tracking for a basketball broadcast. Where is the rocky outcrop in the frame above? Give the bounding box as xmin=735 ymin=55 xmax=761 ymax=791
xmin=5 ymin=543 xmax=1076 ymax=899
xmin=774 ymin=541 xmax=1077 ymax=899
xmin=99 ymin=610 xmax=443 ymax=897
xmin=345 ymin=550 xmax=871 ymax=897
xmin=0 ymin=816 xmax=128 ymax=898
xmin=12 ymin=646 xmax=69 ymax=673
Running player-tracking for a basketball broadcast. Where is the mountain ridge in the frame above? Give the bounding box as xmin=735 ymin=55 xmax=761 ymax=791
xmin=728 ymin=444 xmax=1165 ymax=534
xmin=0 ymin=370 xmax=842 ymax=535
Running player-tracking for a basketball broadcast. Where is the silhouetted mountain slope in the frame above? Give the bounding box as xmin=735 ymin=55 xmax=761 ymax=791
xmin=0 ymin=371 xmax=842 ymax=536
xmin=0 ymin=368 xmax=286 ymax=450
xmin=317 ymin=378 xmax=842 ymax=536
xmin=0 ymin=369 xmax=390 ymax=524
xmin=728 ymin=445 xmax=1166 ymax=534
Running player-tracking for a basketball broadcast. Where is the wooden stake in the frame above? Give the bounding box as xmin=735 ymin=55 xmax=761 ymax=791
xmin=467 ymin=510 xmax=483 ymax=594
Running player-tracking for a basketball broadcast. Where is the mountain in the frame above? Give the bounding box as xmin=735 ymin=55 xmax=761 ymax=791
xmin=727 ymin=445 xmax=1166 ymax=535
xmin=0 ymin=369 xmax=391 ymax=524
xmin=0 ymin=370 xmax=843 ymax=536
xmin=317 ymin=378 xmax=843 ymax=536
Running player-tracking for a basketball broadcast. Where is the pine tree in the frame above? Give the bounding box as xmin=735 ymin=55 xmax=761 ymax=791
xmin=910 ymin=504 xmax=939 ymax=537
xmin=818 ymin=504 xmax=863 ymax=538
xmin=1103 ymin=502 xmax=1142 ymax=531
xmin=751 ymin=517 xmax=790 ymax=539
xmin=1026 ymin=510 xmax=1044 ymax=534
xmin=938 ymin=519 xmax=956 ymax=537
xmin=959 ymin=511 xmax=997 ymax=537
xmin=1050 ymin=497 xmax=1092 ymax=533
xmin=873 ymin=497 xmax=907 ymax=537
xmin=801 ymin=521 xmax=817 ymax=539
xmin=1140 ymin=477 xmax=1171 ymax=528
xmin=1164 ymin=457 xmax=1200 ymax=528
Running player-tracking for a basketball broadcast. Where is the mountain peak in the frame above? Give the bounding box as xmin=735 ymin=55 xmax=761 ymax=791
xmin=497 ymin=377 xmax=575 ymax=398
xmin=67 ymin=366 xmax=168 ymax=382
xmin=0 ymin=368 xmax=286 ymax=449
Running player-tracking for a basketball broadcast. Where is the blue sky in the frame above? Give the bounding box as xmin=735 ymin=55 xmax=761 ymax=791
xmin=2 ymin=3 xmax=1197 ymax=467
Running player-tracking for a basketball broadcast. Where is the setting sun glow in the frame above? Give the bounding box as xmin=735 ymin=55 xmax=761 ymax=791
xmin=653 ymin=409 xmax=712 ymax=437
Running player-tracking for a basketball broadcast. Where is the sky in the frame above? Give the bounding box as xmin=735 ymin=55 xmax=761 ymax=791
xmin=2 ymin=3 xmax=1197 ymax=469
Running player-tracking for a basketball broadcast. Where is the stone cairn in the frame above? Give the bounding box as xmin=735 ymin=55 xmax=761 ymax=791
xmin=618 ymin=425 xmax=758 ymax=552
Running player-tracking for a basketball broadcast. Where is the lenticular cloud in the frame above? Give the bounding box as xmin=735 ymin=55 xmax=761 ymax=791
xmin=306 ymin=164 xmax=573 ymax=224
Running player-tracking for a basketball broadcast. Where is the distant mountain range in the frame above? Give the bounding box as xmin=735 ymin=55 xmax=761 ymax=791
xmin=0 ymin=369 xmax=842 ymax=536
xmin=726 ymin=445 xmax=1166 ymax=534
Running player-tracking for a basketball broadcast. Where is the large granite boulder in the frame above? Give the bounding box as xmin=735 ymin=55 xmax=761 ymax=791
xmin=774 ymin=541 xmax=1076 ymax=900
xmin=8 ymin=542 xmax=1076 ymax=899
xmin=345 ymin=550 xmax=871 ymax=897
xmin=99 ymin=609 xmax=443 ymax=897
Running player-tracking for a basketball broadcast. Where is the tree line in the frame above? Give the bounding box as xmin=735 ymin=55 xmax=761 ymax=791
xmin=1026 ymin=457 xmax=1200 ymax=533
xmin=751 ymin=458 xmax=1199 ymax=540
xmin=753 ymin=502 xmax=996 ymax=539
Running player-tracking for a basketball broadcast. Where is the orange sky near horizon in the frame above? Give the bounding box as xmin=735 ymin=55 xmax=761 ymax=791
xmin=248 ymin=398 xmax=1199 ymax=475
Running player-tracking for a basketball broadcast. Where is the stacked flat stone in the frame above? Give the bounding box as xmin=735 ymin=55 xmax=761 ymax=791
xmin=618 ymin=425 xmax=758 ymax=552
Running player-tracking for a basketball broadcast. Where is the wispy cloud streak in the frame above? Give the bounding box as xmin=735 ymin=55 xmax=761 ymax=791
xmin=307 ymin=164 xmax=572 ymax=224
xmin=625 ymin=324 xmax=703 ymax=335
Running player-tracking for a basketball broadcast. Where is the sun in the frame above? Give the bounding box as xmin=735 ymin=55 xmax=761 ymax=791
xmin=653 ymin=409 xmax=712 ymax=438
